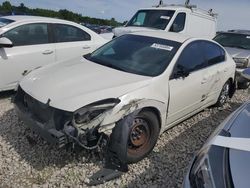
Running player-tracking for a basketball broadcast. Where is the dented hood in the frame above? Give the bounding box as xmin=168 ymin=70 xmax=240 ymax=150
xmin=113 ymin=26 xmax=158 ymax=37
xmin=225 ymin=47 xmax=250 ymax=59
xmin=20 ymin=58 xmax=152 ymax=112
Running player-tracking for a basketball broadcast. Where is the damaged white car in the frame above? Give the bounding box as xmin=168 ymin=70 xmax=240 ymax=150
xmin=14 ymin=31 xmax=236 ymax=184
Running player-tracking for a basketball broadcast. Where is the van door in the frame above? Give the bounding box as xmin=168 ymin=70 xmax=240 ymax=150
xmin=167 ymin=41 xmax=208 ymax=125
xmin=53 ymin=24 xmax=96 ymax=62
xmin=0 ymin=23 xmax=55 ymax=91
xmin=169 ymin=12 xmax=187 ymax=33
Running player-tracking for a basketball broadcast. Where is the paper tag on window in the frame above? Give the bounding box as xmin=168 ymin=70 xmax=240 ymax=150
xmin=151 ymin=43 xmax=173 ymax=51
xmin=160 ymin=16 xmax=170 ymax=20
xmin=246 ymin=36 xmax=250 ymax=39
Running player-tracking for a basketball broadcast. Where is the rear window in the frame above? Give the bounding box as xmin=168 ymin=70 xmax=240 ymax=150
xmin=0 ymin=18 xmax=15 ymax=28
xmin=214 ymin=33 xmax=250 ymax=50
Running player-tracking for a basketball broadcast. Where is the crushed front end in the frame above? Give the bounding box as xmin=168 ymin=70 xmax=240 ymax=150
xmin=14 ymin=86 xmax=129 ymax=185
xmin=14 ymin=86 xmax=112 ymax=150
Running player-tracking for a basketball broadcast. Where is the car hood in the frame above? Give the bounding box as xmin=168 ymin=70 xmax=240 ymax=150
xmin=20 ymin=57 xmax=152 ymax=112
xmin=225 ymin=47 xmax=250 ymax=59
xmin=113 ymin=26 xmax=158 ymax=37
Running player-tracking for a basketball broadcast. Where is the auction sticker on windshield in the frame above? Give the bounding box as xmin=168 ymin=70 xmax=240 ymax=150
xmin=151 ymin=43 xmax=174 ymax=51
xmin=246 ymin=36 xmax=250 ymax=39
xmin=160 ymin=16 xmax=170 ymax=20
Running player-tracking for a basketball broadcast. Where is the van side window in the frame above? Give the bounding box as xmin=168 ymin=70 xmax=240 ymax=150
xmin=2 ymin=23 xmax=49 ymax=46
xmin=170 ymin=12 xmax=186 ymax=32
xmin=174 ymin=41 xmax=206 ymax=73
xmin=202 ymin=41 xmax=226 ymax=65
xmin=54 ymin=24 xmax=91 ymax=43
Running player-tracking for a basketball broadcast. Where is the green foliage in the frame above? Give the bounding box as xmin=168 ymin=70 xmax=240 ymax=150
xmin=0 ymin=1 xmax=122 ymax=26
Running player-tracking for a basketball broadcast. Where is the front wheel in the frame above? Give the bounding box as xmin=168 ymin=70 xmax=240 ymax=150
xmin=215 ymin=81 xmax=230 ymax=107
xmin=127 ymin=111 xmax=160 ymax=164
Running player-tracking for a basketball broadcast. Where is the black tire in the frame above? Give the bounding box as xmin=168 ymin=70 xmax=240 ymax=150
xmin=126 ymin=111 xmax=160 ymax=164
xmin=215 ymin=81 xmax=230 ymax=107
xmin=237 ymin=81 xmax=250 ymax=90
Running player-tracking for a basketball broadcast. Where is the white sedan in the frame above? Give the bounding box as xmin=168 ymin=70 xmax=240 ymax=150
xmin=0 ymin=16 xmax=107 ymax=92
xmin=14 ymin=31 xmax=236 ymax=182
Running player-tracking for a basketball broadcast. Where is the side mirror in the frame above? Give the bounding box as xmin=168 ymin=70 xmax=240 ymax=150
xmin=172 ymin=69 xmax=190 ymax=79
xmin=123 ymin=21 xmax=128 ymax=26
xmin=170 ymin=24 xmax=182 ymax=33
xmin=0 ymin=37 xmax=13 ymax=48
xmin=242 ymin=68 xmax=250 ymax=81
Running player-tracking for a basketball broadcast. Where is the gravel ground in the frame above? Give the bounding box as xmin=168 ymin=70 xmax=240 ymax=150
xmin=0 ymin=89 xmax=249 ymax=188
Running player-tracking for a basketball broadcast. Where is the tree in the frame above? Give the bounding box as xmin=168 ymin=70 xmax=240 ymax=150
xmin=2 ymin=1 xmax=12 ymax=12
xmin=18 ymin=3 xmax=27 ymax=13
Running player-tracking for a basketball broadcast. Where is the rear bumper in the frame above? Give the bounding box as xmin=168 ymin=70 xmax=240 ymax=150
xmin=15 ymin=104 xmax=67 ymax=147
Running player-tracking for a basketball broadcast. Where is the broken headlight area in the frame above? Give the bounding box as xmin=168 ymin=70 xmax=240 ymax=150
xmin=63 ymin=98 xmax=120 ymax=150
xmin=73 ymin=98 xmax=120 ymax=124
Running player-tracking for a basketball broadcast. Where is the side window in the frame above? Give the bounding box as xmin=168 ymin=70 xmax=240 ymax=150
xmin=3 ymin=23 xmax=49 ymax=46
xmin=174 ymin=41 xmax=206 ymax=73
xmin=54 ymin=24 xmax=91 ymax=43
xmin=170 ymin=13 xmax=186 ymax=32
xmin=202 ymin=41 xmax=226 ymax=65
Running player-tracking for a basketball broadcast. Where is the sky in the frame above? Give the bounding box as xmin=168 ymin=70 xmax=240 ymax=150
xmin=3 ymin=0 xmax=250 ymax=31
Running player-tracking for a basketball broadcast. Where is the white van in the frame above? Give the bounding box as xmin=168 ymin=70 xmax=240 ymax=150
xmin=113 ymin=3 xmax=217 ymax=39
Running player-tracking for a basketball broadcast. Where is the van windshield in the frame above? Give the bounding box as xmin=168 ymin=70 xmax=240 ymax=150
xmin=87 ymin=35 xmax=181 ymax=77
xmin=126 ymin=10 xmax=175 ymax=30
xmin=0 ymin=18 xmax=15 ymax=28
xmin=214 ymin=33 xmax=250 ymax=50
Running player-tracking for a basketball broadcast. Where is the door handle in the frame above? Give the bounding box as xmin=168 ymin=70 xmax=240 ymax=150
xmin=201 ymin=76 xmax=209 ymax=84
xmin=42 ymin=50 xmax=54 ymax=55
xmin=82 ymin=46 xmax=91 ymax=50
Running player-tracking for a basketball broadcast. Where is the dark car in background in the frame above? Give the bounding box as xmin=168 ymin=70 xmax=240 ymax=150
xmin=82 ymin=23 xmax=113 ymax=34
xmin=214 ymin=30 xmax=250 ymax=89
xmin=183 ymin=68 xmax=250 ymax=188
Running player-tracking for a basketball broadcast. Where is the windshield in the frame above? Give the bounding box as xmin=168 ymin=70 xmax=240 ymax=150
xmin=214 ymin=33 xmax=250 ymax=50
xmin=126 ymin=9 xmax=175 ymax=30
xmin=0 ymin=18 xmax=15 ymax=28
xmin=87 ymin=35 xmax=181 ymax=77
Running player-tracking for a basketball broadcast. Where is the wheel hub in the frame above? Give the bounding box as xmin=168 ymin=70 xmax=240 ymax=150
xmin=129 ymin=118 xmax=150 ymax=148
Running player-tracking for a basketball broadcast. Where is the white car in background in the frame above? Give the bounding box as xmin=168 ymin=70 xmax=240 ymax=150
xmin=14 ymin=32 xmax=236 ymax=184
xmin=0 ymin=16 xmax=107 ymax=92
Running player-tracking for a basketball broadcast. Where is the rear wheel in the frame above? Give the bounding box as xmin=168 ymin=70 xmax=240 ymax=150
xmin=215 ymin=81 xmax=230 ymax=107
xmin=127 ymin=111 xmax=160 ymax=164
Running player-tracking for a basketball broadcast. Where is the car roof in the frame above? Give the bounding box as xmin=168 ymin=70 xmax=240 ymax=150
xmin=130 ymin=30 xmax=192 ymax=43
xmin=2 ymin=15 xmax=74 ymax=25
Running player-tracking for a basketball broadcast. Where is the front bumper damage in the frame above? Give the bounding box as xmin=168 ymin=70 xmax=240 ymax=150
xmin=14 ymin=87 xmax=131 ymax=185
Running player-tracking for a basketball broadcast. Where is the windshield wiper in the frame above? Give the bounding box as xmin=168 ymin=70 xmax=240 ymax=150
xmin=102 ymin=63 xmax=129 ymax=73
xmin=90 ymin=58 xmax=129 ymax=73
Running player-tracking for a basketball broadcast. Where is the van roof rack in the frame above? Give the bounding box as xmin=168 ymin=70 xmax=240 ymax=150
xmin=152 ymin=0 xmax=217 ymax=17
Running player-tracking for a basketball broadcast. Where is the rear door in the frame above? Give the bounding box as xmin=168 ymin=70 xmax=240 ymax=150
xmin=167 ymin=41 xmax=212 ymax=125
xmin=201 ymin=41 xmax=227 ymax=105
xmin=0 ymin=23 xmax=55 ymax=91
xmin=52 ymin=24 xmax=96 ymax=62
